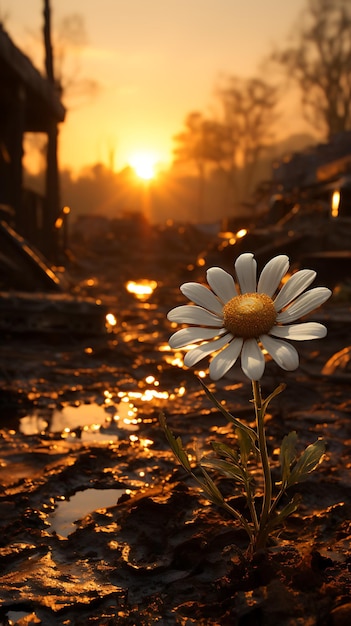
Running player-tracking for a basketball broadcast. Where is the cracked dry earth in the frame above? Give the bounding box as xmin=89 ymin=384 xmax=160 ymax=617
xmin=0 ymin=239 xmax=351 ymax=625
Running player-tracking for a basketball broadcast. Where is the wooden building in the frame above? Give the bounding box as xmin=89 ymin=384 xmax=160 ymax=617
xmin=0 ymin=23 xmax=65 ymax=261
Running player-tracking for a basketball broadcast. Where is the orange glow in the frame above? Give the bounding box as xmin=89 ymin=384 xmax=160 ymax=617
xmin=196 ymin=370 xmax=206 ymax=378
xmin=7 ymin=3 xmax=311 ymax=176
xmin=129 ymin=152 xmax=158 ymax=180
xmin=126 ymin=279 xmax=157 ymax=299
xmin=331 ymin=190 xmax=340 ymax=218
xmin=106 ymin=312 xmax=117 ymax=326
xmin=236 ymin=228 xmax=247 ymax=238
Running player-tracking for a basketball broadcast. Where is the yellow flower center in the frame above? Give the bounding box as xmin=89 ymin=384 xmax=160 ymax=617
xmin=223 ymin=292 xmax=276 ymax=338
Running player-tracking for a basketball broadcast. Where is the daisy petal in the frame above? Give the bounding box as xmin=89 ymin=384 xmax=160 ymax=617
xmin=206 ymin=267 xmax=238 ymax=302
xmin=257 ymin=255 xmax=289 ymax=297
xmin=167 ymin=305 xmax=223 ymax=326
xmin=184 ymin=334 xmax=232 ymax=367
xmin=273 ymin=269 xmax=316 ymax=311
xmin=235 ymin=253 xmax=257 ymax=294
xmin=269 ymin=322 xmax=327 ymax=341
xmin=180 ymin=282 xmax=223 ymax=314
xmin=276 ymin=287 xmax=332 ymax=323
xmin=260 ymin=335 xmax=299 ymax=371
xmin=209 ymin=338 xmax=243 ymax=380
xmin=169 ymin=326 xmax=226 ymax=348
xmin=241 ymin=338 xmax=265 ymax=380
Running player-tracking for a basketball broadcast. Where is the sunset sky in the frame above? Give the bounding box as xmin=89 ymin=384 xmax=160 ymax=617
xmin=1 ymin=0 xmax=307 ymax=175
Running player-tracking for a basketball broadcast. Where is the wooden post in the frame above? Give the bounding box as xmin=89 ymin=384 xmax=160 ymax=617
xmin=43 ymin=0 xmax=60 ymax=261
xmin=10 ymin=84 xmax=26 ymax=235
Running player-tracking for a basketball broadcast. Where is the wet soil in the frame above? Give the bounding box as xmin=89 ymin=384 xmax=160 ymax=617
xmin=0 ymin=225 xmax=351 ymax=625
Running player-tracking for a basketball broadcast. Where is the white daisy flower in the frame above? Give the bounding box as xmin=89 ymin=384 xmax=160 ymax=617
xmin=167 ymin=253 xmax=331 ymax=381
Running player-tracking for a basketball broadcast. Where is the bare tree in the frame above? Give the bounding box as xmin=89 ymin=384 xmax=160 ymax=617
xmin=53 ymin=12 xmax=99 ymax=108
xmin=23 ymin=3 xmax=99 ymax=176
xmin=173 ymin=77 xmax=277 ymax=215
xmin=24 ymin=6 xmax=99 ymax=109
xmin=173 ymin=111 xmax=226 ymax=219
xmin=273 ymin=0 xmax=351 ymax=138
xmin=215 ymin=75 xmax=278 ymax=202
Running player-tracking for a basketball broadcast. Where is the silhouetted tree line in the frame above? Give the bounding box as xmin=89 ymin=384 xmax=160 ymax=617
xmin=173 ymin=0 xmax=351 ymax=216
xmin=23 ymin=0 xmax=351 ymax=224
xmin=173 ymin=77 xmax=278 ymax=215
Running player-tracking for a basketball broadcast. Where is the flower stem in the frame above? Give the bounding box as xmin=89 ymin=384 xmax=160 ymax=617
xmin=252 ymin=380 xmax=272 ymax=549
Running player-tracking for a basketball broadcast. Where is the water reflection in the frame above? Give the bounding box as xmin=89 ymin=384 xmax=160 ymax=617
xmin=126 ymin=279 xmax=157 ymax=300
xmin=49 ymin=488 xmax=125 ymax=537
xmin=105 ymin=312 xmax=117 ymax=331
xmin=217 ymin=228 xmax=247 ymax=250
xmin=18 ymin=375 xmax=177 ymax=443
xmin=20 ymin=403 xmax=116 ymax=441
xmin=19 ymin=400 xmax=148 ymax=443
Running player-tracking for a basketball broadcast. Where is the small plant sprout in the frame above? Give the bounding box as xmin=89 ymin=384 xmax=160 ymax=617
xmin=161 ymin=253 xmax=331 ymax=555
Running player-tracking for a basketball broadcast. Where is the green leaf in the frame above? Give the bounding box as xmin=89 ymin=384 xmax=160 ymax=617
xmin=159 ymin=412 xmax=192 ymax=472
xmin=198 ymin=378 xmax=257 ymax=444
xmin=279 ymin=431 xmax=298 ymax=486
xmin=288 ymin=439 xmax=326 ymax=486
xmin=200 ymin=455 xmax=248 ymax=483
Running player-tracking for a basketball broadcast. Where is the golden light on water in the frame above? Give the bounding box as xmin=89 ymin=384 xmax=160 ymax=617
xmin=118 ymin=388 xmax=170 ymax=402
xmin=106 ymin=313 xmax=117 ymax=327
xmin=113 ymin=375 xmax=188 ymax=408
xmin=218 ymin=227 xmax=248 ymax=251
xmin=162 ymin=351 xmax=185 ymax=368
xmin=219 ymin=231 xmax=236 ymax=246
xmin=237 ymin=228 xmax=247 ymax=238
xmin=331 ymin=190 xmax=340 ymax=218
xmin=196 ymin=370 xmax=206 ymax=378
xmin=145 ymin=375 xmax=158 ymax=385
xmin=43 ymin=375 xmax=183 ymax=451
xmin=126 ymin=279 xmax=158 ymax=299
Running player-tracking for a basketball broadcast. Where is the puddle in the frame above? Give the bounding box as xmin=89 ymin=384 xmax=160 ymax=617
xmin=16 ymin=377 xmax=174 ymax=443
xmin=19 ymin=399 xmax=140 ymax=442
xmin=6 ymin=611 xmax=31 ymax=625
xmin=49 ymin=488 xmax=125 ymax=537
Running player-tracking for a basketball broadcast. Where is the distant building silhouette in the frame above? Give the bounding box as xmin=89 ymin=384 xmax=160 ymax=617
xmin=0 ymin=23 xmax=65 ymax=261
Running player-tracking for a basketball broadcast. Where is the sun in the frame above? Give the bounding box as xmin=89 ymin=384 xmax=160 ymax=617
xmin=129 ymin=152 xmax=158 ymax=180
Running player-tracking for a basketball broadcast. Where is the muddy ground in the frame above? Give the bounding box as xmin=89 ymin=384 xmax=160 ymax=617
xmin=0 ymin=224 xmax=350 ymax=625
